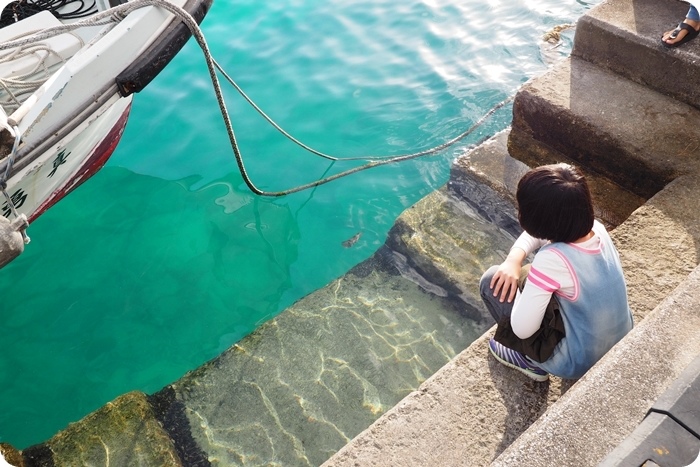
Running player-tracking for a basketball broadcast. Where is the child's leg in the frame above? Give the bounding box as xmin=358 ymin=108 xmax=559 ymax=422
xmin=479 ymin=265 xmax=517 ymax=323
xmin=481 ymin=264 xmax=555 ymax=323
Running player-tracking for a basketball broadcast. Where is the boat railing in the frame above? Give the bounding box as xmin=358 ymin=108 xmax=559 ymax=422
xmin=0 ymin=10 xmax=84 ymax=118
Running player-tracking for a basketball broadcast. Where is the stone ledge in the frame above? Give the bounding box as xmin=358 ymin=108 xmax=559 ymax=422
xmin=22 ymin=391 xmax=182 ymax=467
xmin=510 ymin=56 xmax=700 ymax=199
xmin=495 ymin=263 xmax=700 ymax=466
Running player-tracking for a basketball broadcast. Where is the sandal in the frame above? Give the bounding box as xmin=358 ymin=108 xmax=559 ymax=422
xmin=662 ymin=22 xmax=700 ymax=48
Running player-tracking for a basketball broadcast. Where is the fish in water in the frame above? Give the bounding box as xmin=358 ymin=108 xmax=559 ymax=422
xmin=342 ymin=232 xmax=362 ymax=248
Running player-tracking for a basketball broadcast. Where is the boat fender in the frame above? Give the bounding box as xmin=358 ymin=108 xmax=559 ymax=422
xmin=0 ymin=213 xmax=28 ymax=268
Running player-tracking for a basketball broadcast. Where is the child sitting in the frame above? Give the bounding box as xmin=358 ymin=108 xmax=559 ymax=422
xmin=480 ymin=163 xmax=633 ymax=381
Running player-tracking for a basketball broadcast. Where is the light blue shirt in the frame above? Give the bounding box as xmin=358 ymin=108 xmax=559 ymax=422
xmin=536 ymin=226 xmax=633 ymax=379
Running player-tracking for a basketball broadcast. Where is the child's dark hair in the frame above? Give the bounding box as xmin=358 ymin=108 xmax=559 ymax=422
xmin=516 ymin=163 xmax=594 ymax=243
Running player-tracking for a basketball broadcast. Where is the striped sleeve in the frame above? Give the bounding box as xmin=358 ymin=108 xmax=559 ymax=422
xmin=527 ymin=266 xmax=561 ymax=293
xmin=510 ymin=249 xmax=573 ymax=339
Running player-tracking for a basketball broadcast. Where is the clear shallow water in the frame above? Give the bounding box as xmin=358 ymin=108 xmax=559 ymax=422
xmin=0 ymin=0 xmax=594 ymax=449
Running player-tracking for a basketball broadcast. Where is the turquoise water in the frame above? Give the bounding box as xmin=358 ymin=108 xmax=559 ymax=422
xmin=0 ymin=0 xmax=594 ymax=449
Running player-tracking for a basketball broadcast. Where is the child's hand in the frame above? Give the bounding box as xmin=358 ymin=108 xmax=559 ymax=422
xmin=490 ymin=258 xmax=521 ymax=303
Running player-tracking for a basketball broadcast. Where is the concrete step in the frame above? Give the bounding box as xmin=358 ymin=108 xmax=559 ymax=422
xmin=573 ymin=0 xmax=700 ymax=110
xmin=508 ymin=55 xmax=700 ymax=199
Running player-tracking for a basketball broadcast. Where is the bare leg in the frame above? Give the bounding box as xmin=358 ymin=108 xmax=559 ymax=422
xmin=663 ymin=5 xmax=700 ymax=46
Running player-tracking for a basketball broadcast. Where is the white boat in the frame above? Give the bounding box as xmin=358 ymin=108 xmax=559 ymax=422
xmin=0 ymin=0 xmax=211 ymax=266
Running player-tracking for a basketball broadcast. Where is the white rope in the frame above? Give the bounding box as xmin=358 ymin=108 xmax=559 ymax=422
xmin=0 ymin=28 xmax=85 ymax=110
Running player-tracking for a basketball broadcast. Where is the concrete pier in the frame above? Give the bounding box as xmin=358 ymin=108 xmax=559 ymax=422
xmin=326 ymin=0 xmax=700 ymax=464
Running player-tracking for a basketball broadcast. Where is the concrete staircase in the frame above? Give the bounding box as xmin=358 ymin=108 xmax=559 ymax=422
xmin=510 ymin=0 xmax=700 ymax=200
xmin=507 ymin=0 xmax=700 ymax=323
xmin=326 ymin=0 xmax=700 ymax=465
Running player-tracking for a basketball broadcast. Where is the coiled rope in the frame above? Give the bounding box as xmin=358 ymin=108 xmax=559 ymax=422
xmin=0 ymin=0 xmax=513 ymax=196
xmin=0 ymin=0 xmax=97 ymax=27
xmin=0 ymin=37 xmax=85 ymax=111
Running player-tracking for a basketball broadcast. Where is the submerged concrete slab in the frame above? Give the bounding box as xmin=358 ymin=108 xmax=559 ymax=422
xmin=384 ymin=131 xmax=523 ymax=324
xmin=22 ymin=392 xmax=182 ymax=467
xmin=153 ymin=145 xmax=521 ymax=466
xmin=169 ymin=265 xmax=492 ymax=467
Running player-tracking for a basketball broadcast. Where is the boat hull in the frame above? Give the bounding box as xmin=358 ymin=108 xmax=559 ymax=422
xmin=0 ymin=0 xmax=212 ymax=226
xmin=4 ymin=96 xmax=132 ymax=223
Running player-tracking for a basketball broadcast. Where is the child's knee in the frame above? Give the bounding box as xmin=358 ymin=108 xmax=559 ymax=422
xmin=480 ymin=265 xmax=499 ymax=295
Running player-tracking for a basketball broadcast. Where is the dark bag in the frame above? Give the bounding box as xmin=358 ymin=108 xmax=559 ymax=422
xmin=493 ymin=268 xmax=566 ymax=363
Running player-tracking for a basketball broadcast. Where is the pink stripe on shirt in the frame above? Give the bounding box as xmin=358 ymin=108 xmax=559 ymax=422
xmin=528 ymin=266 xmax=560 ymax=293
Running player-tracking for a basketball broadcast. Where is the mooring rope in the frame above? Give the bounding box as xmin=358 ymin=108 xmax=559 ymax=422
xmin=0 ymin=0 xmax=513 ymax=197
xmin=154 ymin=0 xmax=514 ymax=195
xmin=0 ymin=123 xmax=30 ymax=242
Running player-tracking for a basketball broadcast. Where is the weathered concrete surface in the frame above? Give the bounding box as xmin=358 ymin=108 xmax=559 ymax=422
xmin=573 ymin=0 xmax=700 ymax=110
xmin=509 ymin=55 xmax=700 ymax=198
xmin=611 ymin=174 xmax=700 ymax=321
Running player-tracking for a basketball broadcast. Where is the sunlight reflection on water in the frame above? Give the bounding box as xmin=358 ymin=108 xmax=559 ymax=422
xmin=0 ymin=0 xmax=597 ymax=449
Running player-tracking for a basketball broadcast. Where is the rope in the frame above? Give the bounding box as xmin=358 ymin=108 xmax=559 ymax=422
xmin=0 ymin=41 xmax=83 ymax=110
xmin=214 ymin=61 xmax=512 ymax=164
xmin=123 ymin=0 xmax=513 ymax=196
xmin=0 ymin=123 xmax=30 ymax=243
xmin=0 ymin=0 xmax=513 ymax=197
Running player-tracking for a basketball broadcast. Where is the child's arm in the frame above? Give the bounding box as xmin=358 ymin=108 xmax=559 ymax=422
xmin=511 ymin=249 xmax=573 ymax=339
xmin=510 ymin=279 xmax=552 ymax=339
xmin=489 ymin=232 xmax=547 ymax=303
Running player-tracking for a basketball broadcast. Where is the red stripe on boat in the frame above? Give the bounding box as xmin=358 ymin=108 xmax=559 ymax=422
xmin=29 ymin=102 xmax=132 ymax=223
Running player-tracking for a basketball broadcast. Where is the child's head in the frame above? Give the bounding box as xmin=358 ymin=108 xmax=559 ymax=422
xmin=516 ymin=163 xmax=594 ymax=243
